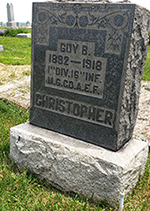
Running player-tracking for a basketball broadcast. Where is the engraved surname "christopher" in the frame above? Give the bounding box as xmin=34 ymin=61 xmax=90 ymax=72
xmin=35 ymin=92 xmax=115 ymax=128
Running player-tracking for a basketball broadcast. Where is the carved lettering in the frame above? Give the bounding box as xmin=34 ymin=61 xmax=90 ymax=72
xmin=45 ymin=39 xmax=107 ymax=98
xmin=82 ymin=45 xmax=88 ymax=55
xmin=60 ymin=43 xmax=79 ymax=54
xmin=35 ymin=92 xmax=115 ymax=128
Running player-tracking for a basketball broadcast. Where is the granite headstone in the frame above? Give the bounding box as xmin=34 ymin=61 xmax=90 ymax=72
xmin=10 ymin=1 xmax=149 ymax=203
xmin=30 ymin=1 xmax=149 ymax=151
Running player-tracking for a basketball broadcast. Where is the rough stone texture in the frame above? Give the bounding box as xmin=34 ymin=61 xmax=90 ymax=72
xmin=10 ymin=122 xmax=148 ymax=203
xmin=30 ymin=2 xmax=150 ymax=151
xmin=117 ymin=5 xmax=150 ymax=149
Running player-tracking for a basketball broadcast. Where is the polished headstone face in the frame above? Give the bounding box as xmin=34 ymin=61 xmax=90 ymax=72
xmin=30 ymin=2 xmax=149 ymax=151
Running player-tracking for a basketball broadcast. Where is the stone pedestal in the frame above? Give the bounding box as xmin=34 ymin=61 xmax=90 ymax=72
xmin=10 ymin=122 xmax=148 ymax=204
xmin=6 ymin=21 xmax=16 ymax=28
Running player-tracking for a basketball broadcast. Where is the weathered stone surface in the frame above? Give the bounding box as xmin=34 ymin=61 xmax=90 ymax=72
xmin=10 ymin=122 xmax=148 ymax=203
xmin=30 ymin=2 xmax=150 ymax=151
xmin=117 ymin=4 xmax=150 ymax=149
xmin=16 ymin=33 xmax=31 ymax=38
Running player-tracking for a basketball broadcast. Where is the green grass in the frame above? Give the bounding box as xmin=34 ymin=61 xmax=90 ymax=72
xmin=143 ymin=45 xmax=150 ymax=81
xmin=0 ymin=99 xmax=150 ymax=210
xmin=4 ymin=28 xmax=31 ymax=37
xmin=0 ymin=37 xmax=31 ymax=65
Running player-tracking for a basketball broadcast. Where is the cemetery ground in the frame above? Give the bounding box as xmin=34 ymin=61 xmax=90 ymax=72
xmin=0 ymin=37 xmax=150 ymax=210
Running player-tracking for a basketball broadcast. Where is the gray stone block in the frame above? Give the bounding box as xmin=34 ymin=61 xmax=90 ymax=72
xmin=30 ymin=2 xmax=150 ymax=151
xmin=6 ymin=21 xmax=16 ymax=28
xmin=10 ymin=122 xmax=149 ymax=204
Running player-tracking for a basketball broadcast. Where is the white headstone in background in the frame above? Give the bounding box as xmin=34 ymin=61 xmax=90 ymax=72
xmin=0 ymin=45 xmax=3 ymax=51
xmin=26 ymin=21 xmax=31 ymax=28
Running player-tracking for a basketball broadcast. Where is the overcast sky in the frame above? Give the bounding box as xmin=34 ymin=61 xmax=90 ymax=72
xmin=0 ymin=0 xmax=149 ymax=23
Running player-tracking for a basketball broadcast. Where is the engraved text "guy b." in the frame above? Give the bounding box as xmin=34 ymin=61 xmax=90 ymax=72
xmin=60 ymin=43 xmax=78 ymax=54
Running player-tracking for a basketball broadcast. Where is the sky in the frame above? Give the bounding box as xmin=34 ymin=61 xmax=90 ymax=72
xmin=0 ymin=0 xmax=150 ymax=23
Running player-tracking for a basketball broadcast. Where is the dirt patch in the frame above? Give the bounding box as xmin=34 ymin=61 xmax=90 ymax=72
xmin=0 ymin=75 xmax=30 ymax=109
xmin=133 ymin=81 xmax=150 ymax=143
xmin=0 ymin=62 xmax=30 ymax=85
xmin=0 ymin=63 xmax=150 ymax=145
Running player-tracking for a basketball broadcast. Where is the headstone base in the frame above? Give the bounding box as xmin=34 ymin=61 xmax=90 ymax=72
xmin=6 ymin=21 xmax=17 ymax=28
xmin=10 ymin=122 xmax=148 ymax=204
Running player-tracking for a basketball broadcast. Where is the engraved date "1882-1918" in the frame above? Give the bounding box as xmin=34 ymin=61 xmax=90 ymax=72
xmin=45 ymin=39 xmax=107 ymax=98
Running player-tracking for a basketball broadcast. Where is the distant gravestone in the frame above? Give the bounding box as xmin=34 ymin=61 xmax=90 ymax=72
xmin=6 ymin=3 xmax=16 ymax=28
xmin=16 ymin=22 xmax=20 ymax=27
xmin=16 ymin=33 xmax=31 ymax=38
xmin=26 ymin=21 xmax=31 ymax=28
xmin=30 ymin=2 xmax=150 ymax=151
xmin=0 ymin=45 xmax=3 ymax=51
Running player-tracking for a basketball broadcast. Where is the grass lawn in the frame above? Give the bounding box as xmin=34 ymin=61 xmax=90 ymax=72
xmin=0 ymin=99 xmax=150 ymax=210
xmin=143 ymin=44 xmax=150 ymax=81
xmin=0 ymin=37 xmax=31 ymax=65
